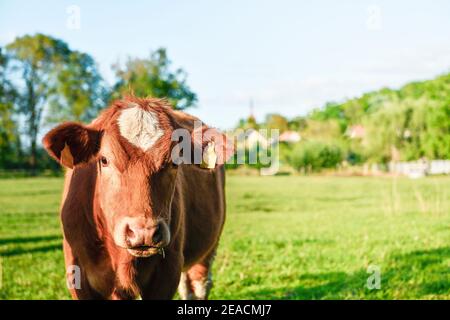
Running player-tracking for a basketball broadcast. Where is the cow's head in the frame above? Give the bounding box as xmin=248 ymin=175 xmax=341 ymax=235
xmin=43 ymin=98 xmax=233 ymax=258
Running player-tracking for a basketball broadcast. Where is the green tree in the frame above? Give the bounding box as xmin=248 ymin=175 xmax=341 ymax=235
xmin=419 ymin=103 xmax=450 ymax=159
xmin=0 ymin=47 xmax=20 ymax=168
xmin=112 ymin=48 xmax=197 ymax=110
xmin=6 ymin=34 xmax=69 ymax=169
xmin=362 ymin=79 xmax=450 ymax=163
xmin=301 ymin=119 xmax=342 ymax=141
xmin=362 ymin=101 xmax=404 ymax=162
xmin=264 ymin=113 xmax=289 ymax=132
xmin=310 ymin=102 xmax=344 ymax=121
xmin=47 ymin=51 xmax=109 ymax=123
xmin=6 ymin=34 xmax=107 ymax=170
xmin=287 ymin=141 xmax=344 ymax=173
xmin=288 ymin=116 xmax=307 ymax=131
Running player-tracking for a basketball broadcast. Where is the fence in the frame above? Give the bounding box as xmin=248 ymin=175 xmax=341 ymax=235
xmin=389 ymin=160 xmax=450 ymax=178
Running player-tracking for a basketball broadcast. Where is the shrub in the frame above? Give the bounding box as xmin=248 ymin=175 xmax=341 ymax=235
xmin=287 ymin=141 xmax=344 ymax=172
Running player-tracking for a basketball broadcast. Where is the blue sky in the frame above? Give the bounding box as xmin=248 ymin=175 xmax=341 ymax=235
xmin=1 ymin=0 xmax=449 ymax=129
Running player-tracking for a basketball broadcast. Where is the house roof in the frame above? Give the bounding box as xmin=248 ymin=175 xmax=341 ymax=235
xmin=279 ymin=131 xmax=301 ymax=143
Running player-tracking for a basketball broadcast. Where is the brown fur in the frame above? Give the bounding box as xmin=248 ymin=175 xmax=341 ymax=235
xmin=43 ymin=97 xmax=229 ymax=299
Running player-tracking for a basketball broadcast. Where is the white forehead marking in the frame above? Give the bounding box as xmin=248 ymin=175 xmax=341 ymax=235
xmin=117 ymin=104 xmax=164 ymax=151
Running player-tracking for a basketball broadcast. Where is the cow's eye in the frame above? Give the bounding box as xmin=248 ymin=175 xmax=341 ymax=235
xmin=100 ymin=156 xmax=109 ymax=167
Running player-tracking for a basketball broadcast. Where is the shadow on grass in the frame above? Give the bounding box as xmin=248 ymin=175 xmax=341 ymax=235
xmin=0 ymin=234 xmax=62 ymax=245
xmin=247 ymin=247 xmax=450 ymax=299
xmin=3 ymin=189 xmax=59 ymax=197
xmin=0 ymin=243 xmax=62 ymax=257
xmin=0 ymin=234 xmax=63 ymax=257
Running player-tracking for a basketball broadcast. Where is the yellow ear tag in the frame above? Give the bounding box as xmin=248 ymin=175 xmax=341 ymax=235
xmin=60 ymin=143 xmax=74 ymax=169
xmin=201 ymin=141 xmax=217 ymax=169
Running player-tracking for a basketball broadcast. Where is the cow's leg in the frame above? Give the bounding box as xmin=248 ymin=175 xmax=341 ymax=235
xmin=187 ymin=263 xmax=213 ymax=300
xmin=178 ymin=271 xmax=195 ymax=300
xmin=182 ymin=250 xmax=216 ymax=300
xmin=63 ymin=239 xmax=104 ymax=299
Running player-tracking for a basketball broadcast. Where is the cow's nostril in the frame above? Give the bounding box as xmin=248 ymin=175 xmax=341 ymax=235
xmin=125 ymin=224 xmax=136 ymax=242
xmin=152 ymin=224 xmax=163 ymax=244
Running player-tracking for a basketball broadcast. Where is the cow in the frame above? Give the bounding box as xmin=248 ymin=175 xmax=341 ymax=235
xmin=42 ymin=97 xmax=234 ymax=300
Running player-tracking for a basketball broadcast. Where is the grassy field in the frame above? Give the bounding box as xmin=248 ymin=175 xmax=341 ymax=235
xmin=0 ymin=175 xmax=449 ymax=299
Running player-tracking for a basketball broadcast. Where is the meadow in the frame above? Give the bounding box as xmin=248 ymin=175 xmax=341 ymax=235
xmin=0 ymin=175 xmax=449 ymax=299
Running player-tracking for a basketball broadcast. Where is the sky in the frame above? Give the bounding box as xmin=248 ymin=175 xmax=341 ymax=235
xmin=1 ymin=0 xmax=449 ymax=129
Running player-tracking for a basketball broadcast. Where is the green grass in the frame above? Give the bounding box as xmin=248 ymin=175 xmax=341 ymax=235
xmin=0 ymin=175 xmax=449 ymax=299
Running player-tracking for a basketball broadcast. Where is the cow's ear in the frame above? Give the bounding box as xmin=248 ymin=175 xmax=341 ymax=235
xmin=192 ymin=126 xmax=235 ymax=168
xmin=42 ymin=122 xmax=102 ymax=169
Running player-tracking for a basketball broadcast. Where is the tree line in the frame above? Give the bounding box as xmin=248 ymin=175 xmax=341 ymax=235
xmin=0 ymin=33 xmax=197 ymax=172
xmin=1 ymin=33 xmax=448 ymax=174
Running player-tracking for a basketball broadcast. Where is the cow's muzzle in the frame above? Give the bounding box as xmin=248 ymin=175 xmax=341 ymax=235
xmin=114 ymin=217 xmax=170 ymax=258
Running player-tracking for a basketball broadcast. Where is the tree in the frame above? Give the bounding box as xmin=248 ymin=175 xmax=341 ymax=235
xmin=0 ymin=47 xmax=20 ymax=168
xmin=288 ymin=116 xmax=307 ymax=131
xmin=301 ymin=119 xmax=342 ymax=141
xmin=310 ymin=102 xmax=344 ymax=121
xmin=6 ymin=34 xmax=69 ymax=169
xmin=112 ymin=48 xmax=197 ymax=110
xmin=5 ymin=34 xmax=107 ymax=170
xmin=287 ymin=141 xmax=344 ymax=173
xmin=363 ymin=97 xmax=450 ymax=163
xmin=47 ymin=51 xmax=109 ymax=123
xmin=264 ymin=113 xmax=289 ymax=132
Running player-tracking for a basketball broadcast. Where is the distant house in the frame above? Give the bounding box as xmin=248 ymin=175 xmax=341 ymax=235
xmin=347 ymin=125 xmax=365 ymax=139
xmin=279 ymin=131 xmax=301 ymax=143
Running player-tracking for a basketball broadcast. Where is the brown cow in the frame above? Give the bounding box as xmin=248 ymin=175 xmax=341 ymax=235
xmin=42 ymin=97 xmax=233 ymax=300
